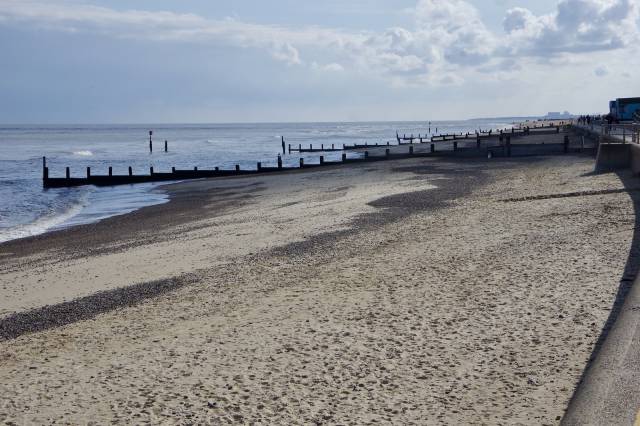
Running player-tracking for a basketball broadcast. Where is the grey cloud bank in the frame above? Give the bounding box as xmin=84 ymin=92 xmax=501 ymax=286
xmin=2 ymin=0 xmax=638 ymax=84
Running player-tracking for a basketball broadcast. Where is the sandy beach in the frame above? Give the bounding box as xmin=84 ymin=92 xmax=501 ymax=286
xmin=0 ymin=145 xmax=636 ymax=424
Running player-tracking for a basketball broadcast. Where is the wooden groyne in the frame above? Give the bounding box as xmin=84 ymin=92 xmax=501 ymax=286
xmin=42 ymin=123 xmax=574 ymax=188
xmin=281 ymin=124 xmax=563 ymax=154
xmin=43 ymin=149 xmax=424 ymax=188
xmin=288 ymin=143 xmax=342 ymax=153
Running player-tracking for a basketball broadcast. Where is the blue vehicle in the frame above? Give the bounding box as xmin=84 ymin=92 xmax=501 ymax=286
xmin=609 ymin=97 xmax=640 ymax=121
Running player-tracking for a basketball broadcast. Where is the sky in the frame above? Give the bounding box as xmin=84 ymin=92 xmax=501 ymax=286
xmin=0 ymin=0 xmax=639 ymax=123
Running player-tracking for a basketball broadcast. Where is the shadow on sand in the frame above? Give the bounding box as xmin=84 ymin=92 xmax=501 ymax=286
xmin=563 ymin=168 xmax=640 ymax=414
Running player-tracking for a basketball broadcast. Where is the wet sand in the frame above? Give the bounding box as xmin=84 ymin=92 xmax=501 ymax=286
xmin=0 ymin=149 xmax=636 ymax=424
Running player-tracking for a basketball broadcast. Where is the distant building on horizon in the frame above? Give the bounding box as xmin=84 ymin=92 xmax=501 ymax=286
xmin=544 ymin=111 xmax=575 ymax=119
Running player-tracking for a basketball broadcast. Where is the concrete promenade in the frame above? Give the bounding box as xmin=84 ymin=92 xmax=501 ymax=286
xmin=563 ymin=122 xmax=640 ymax=425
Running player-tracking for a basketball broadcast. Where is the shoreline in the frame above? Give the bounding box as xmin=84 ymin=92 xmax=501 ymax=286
xmin=0 ymin=157 xmax=447 ymax=316
xmin=2 ymin=120 xmax=570 ymax=247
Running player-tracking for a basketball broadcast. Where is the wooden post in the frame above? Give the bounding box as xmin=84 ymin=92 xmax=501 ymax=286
xmin=299 ymin=158 xmax=304 ymax=168
xmin=332 ymin=144 xmax=335 ymax=150
xmin=215 ymin=167 xmax=219 ymax=171
xmin=385 ymin=148 xmax=390 ymax=157
xmin=109 ymin=166 xmax=112 ymax=177
xmin=66 ymin=167 xmax=70 ymax=179
xmin=321 ymin=144 xmax=324 ymax=150
xmin=342 ymin=153 xmax=347 ymax=161
xmin=149 ymin=130 xmax=153 ymax=153
xmin=319 ymin=156 xmax=324 ymax=165
xmin=310 ymin=144 xmax=313 ymax=150
xmin=431 ymin=143 xmax=435 ymax=153
xmin=556 ymin=126 xmax=560 ymax=133
xmin=563 ymin=135 xmax=569 ymax=153
xmin=476 ymin=136 xmax=481 ymax=148
xmin=299 ymin=144 xmax=301 ymax=151
xmin=43 ymin=167 xmax=49 ymax=180
xmin=235 ymin=165 xmax=240 ymax=171
xmin=257 ymin=162 xmax=262 ymax=171
xmin=194 ymin=166 xmax=198 ymax=171
xmin=172 ymin=167 xmax=176 ymax=173
xmin=87 ymin=167 xmax=91 ymax=178
xmin=506 ymin=136 xmax=511 ymax=157
xmin=281 ymin=136 xmax=285 ymax=155
xmin=128 ymin=166 xmax=132 ymax=176
xmin=364 ymin=151 xmax=369 ymax=159
xmin=288 ymin=144 xmax=291 ymax=154
xmin=409 ymin=146 xmax=414 ymax=155
xmin=164 ymin=140 xmax=168 ymax=152
xmin=453 ymin=141 xmax=458 ymax=151
xmin=42 ymin=157 xmax=46 ymax=179
xmin=278 ymin=155 xmax=283 ymax=169
xmin=150 ymin=166 xmax=154 ymax=175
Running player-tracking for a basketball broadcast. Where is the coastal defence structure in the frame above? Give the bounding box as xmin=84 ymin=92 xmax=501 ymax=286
xmin=572 ymin=122 xmax=640 ymax=173
xmin=42 ymin=122 xmax=575 ymax=189
xmin=562 ymin=120 xmax=640 ymax=425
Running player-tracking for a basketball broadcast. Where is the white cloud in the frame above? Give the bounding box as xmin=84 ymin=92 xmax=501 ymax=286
xmin=594 ymin=65 xmax=610 ymax=76
xmin=414 ymin=0 xmax=496 ymax=65
xmin=271 ymin=42 xmax=302 ymax=65
xmin=503 ymin=0 xmax=640 ymax=55
xmin=322 ymin=63 xmax=344 ymax=72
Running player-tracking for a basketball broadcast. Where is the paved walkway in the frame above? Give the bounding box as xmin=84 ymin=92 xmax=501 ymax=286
xmin=562 ymin=147 xmax=640 ymax=425
xmin=562 ymin=270 xmax=640 ymax=425
xmin=574 ymin=122 xmax=639 ymax=144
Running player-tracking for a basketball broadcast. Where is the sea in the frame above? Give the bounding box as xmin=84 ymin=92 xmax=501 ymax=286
xmin=0 ymin=119 xmax=519 ymax=243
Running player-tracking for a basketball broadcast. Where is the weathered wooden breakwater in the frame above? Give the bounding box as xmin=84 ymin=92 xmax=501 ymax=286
xmin=42 ymin=124 xmax=573 ymax=188
xmin=43 ymin=149 xmax=423 ymax=188
xmin=288 ymin=143 xmax=342 ymax=153
xmin=282 ymin=123 xmax=563 ymax=154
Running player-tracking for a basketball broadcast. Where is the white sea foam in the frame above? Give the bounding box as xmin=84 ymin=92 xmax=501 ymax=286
xmin=73 ymin=150 xmax=94 ymax=156
xmin=0 ymin=195 xmax=89 ymax=243
xmin=0 ymin=184 xmax=169 ymax=243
